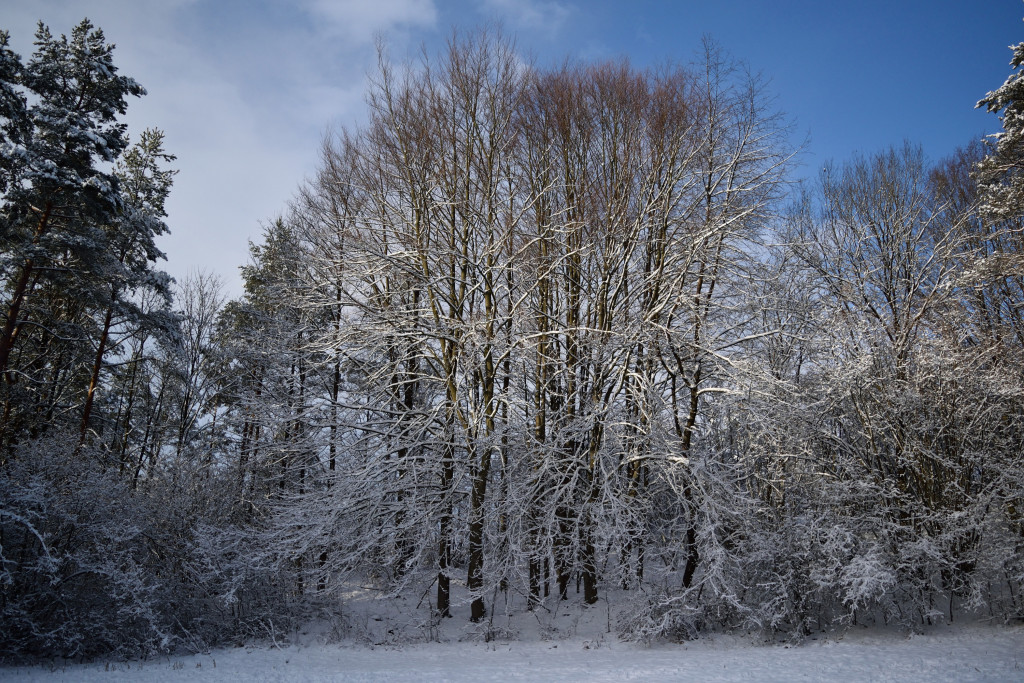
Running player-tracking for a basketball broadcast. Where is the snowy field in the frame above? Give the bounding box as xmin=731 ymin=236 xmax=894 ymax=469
xmin=1 ymin=625 xmax=1022 ymax=682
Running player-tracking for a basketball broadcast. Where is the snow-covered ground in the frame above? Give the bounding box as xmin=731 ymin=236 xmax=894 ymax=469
xmin=2 ymin=625 xmax=1022 ymax=682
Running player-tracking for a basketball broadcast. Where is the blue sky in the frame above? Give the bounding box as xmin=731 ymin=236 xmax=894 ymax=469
xmin=3 ymin=0 xmax=1022 ymax=295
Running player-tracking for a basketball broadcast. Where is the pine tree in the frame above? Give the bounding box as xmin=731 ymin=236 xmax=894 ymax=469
xmin=79 ymin=129 xmax=177 ymax=445
xmin=0 ymin=30 xmax=27 ymax=196
xmin=0 ymin=19 xmax=144 ymax=380
xmin=977 ymin=35 xmax=1024 ymax=221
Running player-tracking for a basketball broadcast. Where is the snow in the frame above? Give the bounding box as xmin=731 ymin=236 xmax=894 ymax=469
xmin=2 ymin=625 xmax=1021 ymax=682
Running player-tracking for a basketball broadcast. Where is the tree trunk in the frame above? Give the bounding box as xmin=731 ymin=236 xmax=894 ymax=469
xmin=437 ymin=442 xmax=454 ymax=618
xmin=79 ymin=305 xmax=115 ymax=447
xmin=468 ymin=446 xmax=491 ymax=621
xmin=0 ymin=203 xmax=52 ymax=378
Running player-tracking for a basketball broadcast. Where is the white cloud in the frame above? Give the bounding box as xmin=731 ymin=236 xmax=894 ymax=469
xmin=478 ymin=0 xmax=572 ymax=37
xmin=301 ymin=0 xmax=438 ymax=42
xmin=2 ymin=0 xmax=438 ymax=295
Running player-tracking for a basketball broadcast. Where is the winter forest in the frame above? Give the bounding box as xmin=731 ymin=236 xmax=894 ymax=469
xmin=1 ymin=17 xmax=1024 ymax=661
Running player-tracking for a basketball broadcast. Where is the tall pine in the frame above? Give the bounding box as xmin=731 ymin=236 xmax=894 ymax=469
xmin=977 ymin=34 xmax=1024 ymax=221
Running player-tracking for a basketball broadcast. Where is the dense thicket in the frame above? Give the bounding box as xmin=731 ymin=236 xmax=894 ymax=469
xmin=0 ymin=21 xmax=284 ymax=660
xmin=1 ymin=21 xmax=1023 ymax=660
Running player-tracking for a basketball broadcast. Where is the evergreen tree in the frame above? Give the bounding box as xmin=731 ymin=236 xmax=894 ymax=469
xmin=0 ymin=18 xmax=144 ymax=381
xmin=0 ymin=30 xmax=27 ymax=196
xmin=977 ymin=33 xmax=1024 ymax=221
xmin=79 ymin=129 xmax=177 ymax=445
xmin=0 ymin=19 xmax=146 ymax=448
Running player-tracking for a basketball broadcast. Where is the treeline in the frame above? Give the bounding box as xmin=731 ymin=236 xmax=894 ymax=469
xmin=1 ymin=22 xmax=1023 ymax=660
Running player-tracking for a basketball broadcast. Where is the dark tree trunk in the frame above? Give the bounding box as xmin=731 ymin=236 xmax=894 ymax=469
xmin=468 ymin=446 xmax=491 ymax=621
xmin=437 ymin=443 xmax=454 ymax=618
xmin=79 ymin=306 xmax=115 ymax=447
xmin=0 ymin=204 xmax=52 ymax=379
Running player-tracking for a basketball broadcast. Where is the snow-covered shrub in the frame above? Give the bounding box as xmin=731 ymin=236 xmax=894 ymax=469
xmin=618 ymin=328 xmax=1024 ymax=643
xmin=0 ymin=438 xmax=174 ymax=660
xmin=0 ymin=436 xmax=300 ymax=661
